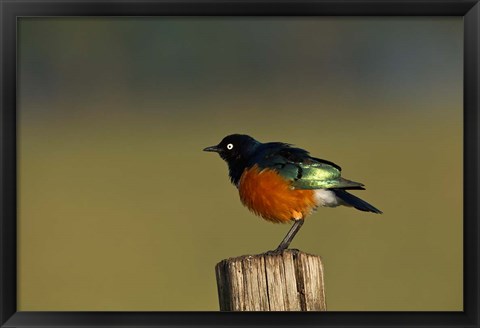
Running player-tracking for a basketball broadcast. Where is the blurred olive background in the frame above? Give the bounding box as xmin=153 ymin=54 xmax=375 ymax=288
xmin=18 ymin=17 xmax=462 ymax=311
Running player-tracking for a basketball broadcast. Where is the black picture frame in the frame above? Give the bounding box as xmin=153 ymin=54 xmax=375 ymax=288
xmin=1 ymin=0 xmax=478 ymax=327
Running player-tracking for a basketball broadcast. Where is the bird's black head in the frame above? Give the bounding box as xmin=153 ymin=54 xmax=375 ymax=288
xmin=204 ymin=134 xmax=261 ymax=184
xmin=203 ymin=134 xmax=260 ymax=163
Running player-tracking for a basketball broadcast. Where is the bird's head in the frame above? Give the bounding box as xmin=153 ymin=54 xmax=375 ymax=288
xmin=203 ymin=134 xmax=260 ymax=165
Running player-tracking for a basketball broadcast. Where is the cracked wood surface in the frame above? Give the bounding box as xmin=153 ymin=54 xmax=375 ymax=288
xmin=215 ymin=249 xmax=326 ymax=311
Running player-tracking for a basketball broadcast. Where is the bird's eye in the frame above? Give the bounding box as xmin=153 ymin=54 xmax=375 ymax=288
xmin=226 ymin=143 xmax=234 ymax=150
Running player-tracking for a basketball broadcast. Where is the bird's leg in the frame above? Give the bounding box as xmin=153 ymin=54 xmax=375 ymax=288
xmin=274 ymin=219 xmax=305 ymax=252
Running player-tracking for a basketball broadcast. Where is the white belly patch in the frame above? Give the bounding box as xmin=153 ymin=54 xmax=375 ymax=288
xmin=314 ymin=189 xmax=343 ymax=207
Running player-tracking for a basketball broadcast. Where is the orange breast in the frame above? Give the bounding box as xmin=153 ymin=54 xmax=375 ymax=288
xmin=238 ymin=165 xmax=316 ymax=223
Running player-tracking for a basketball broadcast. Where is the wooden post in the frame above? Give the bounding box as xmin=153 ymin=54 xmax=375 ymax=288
xmin=215 ymin=249 xmax=326 ymax=311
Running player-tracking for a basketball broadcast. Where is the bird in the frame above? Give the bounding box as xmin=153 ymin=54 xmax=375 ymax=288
xmin=204 ymin=134 xmax=382 ymax=252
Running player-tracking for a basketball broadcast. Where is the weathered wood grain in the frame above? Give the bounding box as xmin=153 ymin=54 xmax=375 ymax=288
xmin=215 ymin=249 xmax=326 ymax=311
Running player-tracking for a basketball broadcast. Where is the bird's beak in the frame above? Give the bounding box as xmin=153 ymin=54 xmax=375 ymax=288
xmin=203 ymin=145 xmax=221 ymax=153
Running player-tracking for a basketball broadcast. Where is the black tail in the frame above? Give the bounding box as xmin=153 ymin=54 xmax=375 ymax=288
xmin=332 ymin=189 xmax=382 ymax=214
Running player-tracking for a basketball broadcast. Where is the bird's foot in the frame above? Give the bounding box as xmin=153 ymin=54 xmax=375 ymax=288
xmin=263 ymin=247 xmax=302 ymax=257
xmin=264 ymin=246 xmax=287 ymax=256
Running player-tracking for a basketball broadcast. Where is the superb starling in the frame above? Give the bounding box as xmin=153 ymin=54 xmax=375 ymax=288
xmin=204 ymin=134 xmax=382 ymax=252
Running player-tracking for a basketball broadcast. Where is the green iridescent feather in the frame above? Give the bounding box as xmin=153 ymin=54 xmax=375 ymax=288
xmin=255 ymin=146 xmax=364 ymax=190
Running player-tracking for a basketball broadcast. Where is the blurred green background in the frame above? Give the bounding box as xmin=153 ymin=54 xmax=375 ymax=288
xmin=18 ymin=17 xmax=462 ymax=311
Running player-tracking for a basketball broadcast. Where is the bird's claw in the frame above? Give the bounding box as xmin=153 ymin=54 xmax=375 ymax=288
xmin=264 ymin=247 xmax=287 ymax=256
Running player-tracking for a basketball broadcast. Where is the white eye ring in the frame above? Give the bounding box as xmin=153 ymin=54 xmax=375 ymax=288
xmin=226 ymin=143 xmax=234 ymax=150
